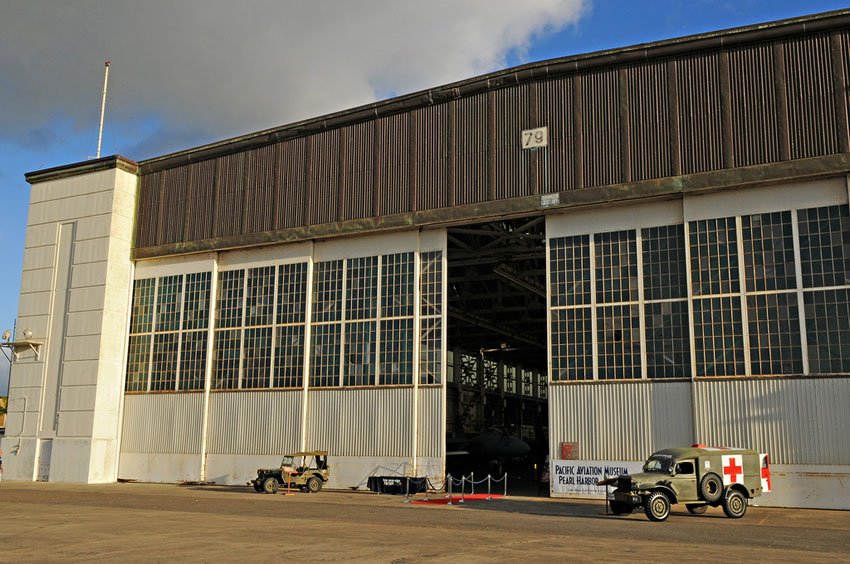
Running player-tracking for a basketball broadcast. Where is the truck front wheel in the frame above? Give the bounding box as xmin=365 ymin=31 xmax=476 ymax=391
xmin=644 ymin=491 xmax=671 ymax=522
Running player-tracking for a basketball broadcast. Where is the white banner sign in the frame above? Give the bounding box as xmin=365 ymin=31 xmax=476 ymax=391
xmin=552 ymin=459 xmax=644 ymax=497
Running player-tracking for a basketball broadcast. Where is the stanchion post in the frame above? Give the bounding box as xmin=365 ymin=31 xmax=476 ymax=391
xmin=471 ymin=471 xmax=475 ymax=495
xmin=447 ymin=474 xmax=453 ymax=505
xmin=504 ymin=473 xmax=508 ymax=497
xmin=487 ymin=474 xmax=492 ymax=500
xmin=460 ymin=475 xmax=465 ymax=504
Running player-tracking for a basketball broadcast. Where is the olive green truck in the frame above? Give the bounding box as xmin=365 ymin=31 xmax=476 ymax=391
xmin=598 ymin=446 xmax=771 ymax=521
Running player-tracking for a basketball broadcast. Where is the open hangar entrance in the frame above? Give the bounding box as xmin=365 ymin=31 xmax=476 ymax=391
xmin=445 ymin=216 xmax=549 ymax=483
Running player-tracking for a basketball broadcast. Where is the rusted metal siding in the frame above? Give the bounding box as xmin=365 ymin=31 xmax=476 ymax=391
xmin=120 ymin=393 xmax=204 ymax=454
xmin=493 ymin=84 xmax=532 ymax=199
xmin=306 ymin=388 xmax=413 ymax=457
xmin=340 ymin=122 xmax=374 ymax=221
xmin=578 ymin=70 xmax=621 ymax=189
xmin=694 ymin=378 xmax=850 ymax=466
xmin=136 ymin=171 xmax=161 ymax=248
xmin=206 ymin=391 xmax=302 ymax=455
xmin=454 ymin=94 xmax=489 ymax=205
xmin=243 ymin=145 xmax=277 ymax=233
xmin=213 ymin=152 xmax=245 ymax=238
xmin=376 ymin=113 xmax=410 ymax=215
xmin=785 ymin=34 xmax=839 ymax=160
xmin=417 ymin=387 xmax=442 ymax=458
xmin=676 ymin=53 xmax=724 ymax=174
xmin=185 ymin=159 xmax=216 ymax=241
xmin=728 ymin=43 xmax=781 ymax=167
xmin=276 ymin=137 xmax=307 ymax=229
xmin=627 ymin=62 xmax=670 ymax=182
xmin=541 ymin=77 xmax=575 ymax=193
xmin=134 ymin=19 xmax=850 ymax=257
xmin=158 ymin=165 xmax=188 ymax=244
xmin=411 ymin=105 xmax=448 ymax=210
xmin=307 ymin=130 xmax=340 ymax=225
xmin=549 ymin=381 xmax=693 ymax=461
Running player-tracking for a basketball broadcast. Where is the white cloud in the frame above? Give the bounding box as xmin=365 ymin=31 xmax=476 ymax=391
xmin=0 ymin=0 xmax=587 ymax=157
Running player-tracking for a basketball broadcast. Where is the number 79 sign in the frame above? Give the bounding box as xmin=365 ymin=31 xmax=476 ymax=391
xmin=521 ymin=126 xmax=548 ymax=149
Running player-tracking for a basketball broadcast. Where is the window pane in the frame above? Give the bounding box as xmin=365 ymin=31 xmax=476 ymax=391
xmin=597 ymin=304 xmax=641 ymax=380
xmin=798 ymin=205 xmax=850 ymax=288
xmin=151 ymin=332 xmax=178 ymax=391
xmin=379 ymin=318 xmax=413 ymax=385
xmin=277 ymin=262 xmax=307 ymax=325
xmin=245 ymin=266 xmax=275 ymax=327
xmin=346 ymin=256 xmax=378 ymax=321
xmin=805 ymin=289 xmax=850 ymax=373
xmin=274 ymin=325 xmax=304 ymax=388
xmin=183 ymin=272 xmax=211 ymax=330
xmin=595 ymin=230 xmax=638 ymax=304
xmin=155 ymin=275 xmax=183 ymax=332
xmin=747 ymin=292 xmax=802 ymax=375
xmin=130 ymin=279 xmax=155 ymax=334
xmin=180 ymin=330 xmax=207 ymax=390
xmin=312 ymin=260 xmax=343 ymax=323
xmin=693 ymin=297 xmax=745 ymax=376
xmin=550 ymin=308 xmax=592 ymax=381
xmin=549 ymin=235 xmax=591 ymax=307
xmin=381 ymin=252 xmax=414 ymax=318
xmin=645 ymin=301 xmax=690 ymax=378
xmin=242 ymin=327 xmax=272 ymax=388
xmin=310 ymin=324 xmax=341 ymax=387
xmin=216 ymin=270 xmax=245 ymax=328
xmin=126 ymin=335 xmax=151 ymax=391
xmin=344 ymin=320 xmax=376 ymax=385
xmin=642 ymin=224 xmax=687 ymax=300
xmin=213 ymin=329 xmax=241 ymax=389
xmin=689 ymin=217 xmax=739 ymax=296
xmin=742 ymin=211 xmax=796 ymax=292
xmin=420 ymin=251 xmax=443 ymax=317
xmin=420 ymin=317 xmax=442 ymax=385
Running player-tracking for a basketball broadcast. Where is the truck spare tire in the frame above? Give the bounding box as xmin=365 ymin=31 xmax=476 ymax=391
xmin=699 ymin=473 xmax=723 ymax=503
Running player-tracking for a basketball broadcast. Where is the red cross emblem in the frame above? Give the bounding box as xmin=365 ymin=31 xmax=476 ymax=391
xmin=760 ymin=453 xmax=772 ymax=493
xmin=722 ymin=454 xmax=744 ymax=485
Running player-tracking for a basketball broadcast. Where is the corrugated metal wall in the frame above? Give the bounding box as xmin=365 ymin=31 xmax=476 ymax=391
xmin=694 ymin=378 xmax=850 ymax=465
xmin=120 ymin=393 xmax=204 ymax=454
xmin=306 ymin=388 xmax=413 ymax=457
xmin=549 ymin=381 xmax=693 ymax=461
xmin=135 ymin=28 xmax=850 ymax=254
xmin=417 ymin=387 xmax=442 ymax=459
xmin=206 ymin=391 xmax=302 ymax=455
xmin=550 ymin=377 xmax=850 ymax=465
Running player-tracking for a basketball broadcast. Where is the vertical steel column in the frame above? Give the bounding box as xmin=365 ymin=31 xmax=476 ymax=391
xmin=199 ymin=254 xmax=219 ymax=482
xmin=299 ymin=243 xmax=315 ymax=453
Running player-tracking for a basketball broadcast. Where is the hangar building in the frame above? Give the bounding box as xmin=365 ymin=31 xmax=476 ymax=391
xmin=3 ymin=10 xmax=850 ymax=509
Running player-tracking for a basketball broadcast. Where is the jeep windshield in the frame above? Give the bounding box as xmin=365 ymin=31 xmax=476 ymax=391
xmin=643 ymin=454 xmax=673 ymax=473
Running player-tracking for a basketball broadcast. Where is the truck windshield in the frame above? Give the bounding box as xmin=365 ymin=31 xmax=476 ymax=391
xmin=643 ymin=455 xmax=673 ymax=473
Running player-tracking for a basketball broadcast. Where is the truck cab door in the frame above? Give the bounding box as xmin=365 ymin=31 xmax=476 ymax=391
xmin=673 ymin=460 xmax=697 ymax=501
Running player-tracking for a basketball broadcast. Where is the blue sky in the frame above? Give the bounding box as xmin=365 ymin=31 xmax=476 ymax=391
xmin=1 ymin=1 xmax=847 ymax=394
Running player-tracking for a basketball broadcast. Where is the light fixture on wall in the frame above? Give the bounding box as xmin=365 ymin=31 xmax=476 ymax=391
xmin=1 ymin=329 xmax=10 ymax=341
xmin=22 ymin=328 xmax=33 ymax=340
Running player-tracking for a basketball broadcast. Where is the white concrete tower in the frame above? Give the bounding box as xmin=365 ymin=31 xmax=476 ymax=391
xmin=1 ymin=156 xmax=138 ymax=483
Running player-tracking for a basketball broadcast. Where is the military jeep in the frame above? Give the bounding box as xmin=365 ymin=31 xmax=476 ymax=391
xmin=598 ymin=446 xmax=770 ymax=522
xmin=251 ymin=451 xmax=330 ymax=494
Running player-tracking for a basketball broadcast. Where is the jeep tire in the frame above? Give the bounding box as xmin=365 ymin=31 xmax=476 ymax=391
xmin=686 ymin=503 xmax=708 ymax=515
xmin=699 ymin=472 xmax=723 ymax=503
xmin=252 ymin=482 xmax=263 ymax=492
xmin=722 ymin=489 xmax=747 ymax=519
xmin=262 ymin=476 xmax=279 ymax=494
xmin=306 ymin=476 xmax=323 ymax=493
xmin=644 ymin=491 xmax=671 ymax=522
xmin=609 ymin=500 xmax=633 ymax=516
